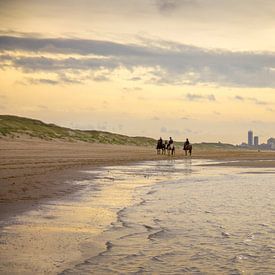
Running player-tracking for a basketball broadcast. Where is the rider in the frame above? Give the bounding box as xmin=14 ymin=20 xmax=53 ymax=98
xmin=168 ymin=137 xmax=173 ymax=145
xmin=156 ymin=137 xmax=163 ymax=149
xmin=184 ymin=138 xmax=190 ymax=150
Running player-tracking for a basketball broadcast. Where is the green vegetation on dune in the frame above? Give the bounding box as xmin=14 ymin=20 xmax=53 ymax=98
xmin=193 ymin=142 xmax=239 ymax=151
xmin=0 ymin=115 xmax=240 ymax=150
xmin=0 ymin=115 xmax=156 ymax=146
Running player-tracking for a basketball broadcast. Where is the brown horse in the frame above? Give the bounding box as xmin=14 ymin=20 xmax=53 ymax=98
xmin=183 ymin=144 xmax=192 ymax=156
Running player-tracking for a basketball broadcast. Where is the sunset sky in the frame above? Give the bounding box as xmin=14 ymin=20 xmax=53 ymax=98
xmin=0 ymin=0 xmax=275 ymax=143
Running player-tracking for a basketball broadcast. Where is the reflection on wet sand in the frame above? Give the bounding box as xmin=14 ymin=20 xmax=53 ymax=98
xmin=0 ymin=159 xmax=274 ymax=274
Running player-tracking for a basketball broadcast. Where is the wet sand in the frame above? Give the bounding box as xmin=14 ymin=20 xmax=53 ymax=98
xmin=0 ymin=138 xmax=168 ymax=218
xmin=1 ymin=138 xmax=275 ymax=219
xmin=0 ymin=160 xmax=274 ymax=274
xmin=0 ymin=138 xmax=275 ymax=274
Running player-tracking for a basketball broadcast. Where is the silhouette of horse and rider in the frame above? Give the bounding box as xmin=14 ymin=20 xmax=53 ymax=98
xmin=183 ymin=138 xmax=192 ymax=156
xmin=156 ymin=137 xmax=175 ymax=155
xmin=156 ymin=137 xmax=192 ymax=156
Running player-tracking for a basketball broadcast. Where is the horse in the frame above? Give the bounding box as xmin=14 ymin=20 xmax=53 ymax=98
xmin=167 ymin=143 xmax=175 ymax=156
xmin=156 ymin=140 xmax=164 ymax=154
xmin=161 ymin=143 xmax=167 ymax=154
xmin=183 ymin=144 xmax=192 ymax=156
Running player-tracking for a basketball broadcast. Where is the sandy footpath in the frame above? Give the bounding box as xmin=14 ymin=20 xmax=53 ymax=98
xmin=1 ymin=138 xmax=275 ymax=218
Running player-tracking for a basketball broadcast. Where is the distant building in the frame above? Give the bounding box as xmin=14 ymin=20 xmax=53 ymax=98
xmin=267 ymin=137 xmax=275 ymax=145
xmin=248 ymin=130 xmax=253 ymax=146
xmin=254 ymin=136 xmax=259 ymax=146
xmin=267 ymin=138 xmax=275 ymax=150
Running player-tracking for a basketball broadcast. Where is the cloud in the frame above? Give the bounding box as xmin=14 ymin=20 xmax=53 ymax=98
xmin=185 ymin=93 xmax=216 ymax=102
xmin=155 ymin=0 xmax=196 ymax=14
xmin=152 ymin=116 xmax=160 ymax=120
xmin=28 ymin=78 xmax=59 ymax=85
xmin=160 ymin=126 xmax=183 ymax=137
xmin=183 ymin=128 xmax=193 ymax=134
xmin=233 ymin=95 xmax=269 ymax=105
xmin=25 ymin=73 xmax=83 ymax=85
xmin=1 ymin=35 xmax=275 ymax=87
xmin=156 ymin=0 xmax=182 ymax=12
xmin=129 ymin=77 xmax=142 ymax=81
xmin=161 ymin=126 xmax=167 ymax=133
xmin=248 ymin=97 xmax=268 ymax=105
xmin=123 ymin=87 xmax=142 ymax=92
xmin=93 ymin=75 xmax=109 ymax=82
xmin=234 ymin=95 xmax=244 ymax=101
xmin=0 ymin=35 xmax=154 ymax=56
xmin=154 ymin=0 xmax=275 ymax=24
xmin=37 ymin=105 xmax=48 ymax=110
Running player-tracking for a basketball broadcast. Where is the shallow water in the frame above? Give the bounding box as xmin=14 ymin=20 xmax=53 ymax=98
xmin=0 ymin=159 xmax=274 ymax=274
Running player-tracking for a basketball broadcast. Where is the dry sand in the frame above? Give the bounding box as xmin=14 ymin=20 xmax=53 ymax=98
xmin=1 ymin=138 xmax=275 ymax=218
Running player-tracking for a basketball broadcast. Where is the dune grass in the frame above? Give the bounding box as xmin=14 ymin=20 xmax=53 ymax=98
xmin=0 ymin=115 xmax=241 ymax=150
xmin=0 ymin=115 xmax=156 ymax=146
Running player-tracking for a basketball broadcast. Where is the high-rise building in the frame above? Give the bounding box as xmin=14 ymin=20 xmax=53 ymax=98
xmin=267 ymin=138 xmax=275 ymax=149
xmin=248 ymin=130 xmax=253 ymax=146
xmin=254 ymin=136 xmax=259 ymax=146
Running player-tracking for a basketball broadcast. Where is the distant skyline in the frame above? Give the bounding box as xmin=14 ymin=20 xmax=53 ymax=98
xmin=0 ymin=0 xmax=275 ymax=143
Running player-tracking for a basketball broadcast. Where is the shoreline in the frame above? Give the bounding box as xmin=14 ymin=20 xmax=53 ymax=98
xmin=0 ymin=138 xmax=180 ymax=219
xmin=1 ymin=138 xmax=275 ymax=220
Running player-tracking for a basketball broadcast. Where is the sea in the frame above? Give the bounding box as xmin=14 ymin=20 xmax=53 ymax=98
xmin=0 ymin=159 xmax=274 ymax=274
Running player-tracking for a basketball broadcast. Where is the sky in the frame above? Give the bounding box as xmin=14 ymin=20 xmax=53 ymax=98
xmin=0 ymin=0 xmax=275 ymax=144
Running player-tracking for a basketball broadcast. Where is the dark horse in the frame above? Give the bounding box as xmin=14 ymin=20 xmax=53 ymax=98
xmin=156 ymin=139 xmax=164 ymax=154
xmin=183 ymin=144 xmax=192 ymax=156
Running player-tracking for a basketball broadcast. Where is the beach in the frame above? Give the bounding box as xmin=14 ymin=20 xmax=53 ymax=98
xmin=0 ymin=139 xmax=163 ymax=209
xmin=0 ymin=138 xmax=275 ymax=274
xmin=1 ymin=138 xmax=275 ymax=208
xmin=1 ymin=138 xmax=275 ymax=212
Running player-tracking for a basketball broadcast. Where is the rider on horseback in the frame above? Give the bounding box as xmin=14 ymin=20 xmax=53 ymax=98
xmin=158 ymin=137 xmax=163 ymax=147
xmin=184 ymin=138 xmax=190 ymax=150
xmin=167 ymin=137 xmax=175 ymax=155
xmin=156 ymin=137 xmax=163 ymax=153
xmin=168 ymin=137 xmax=173 ymax=146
